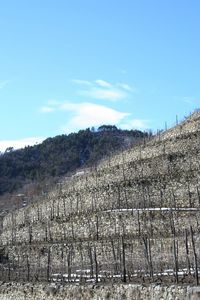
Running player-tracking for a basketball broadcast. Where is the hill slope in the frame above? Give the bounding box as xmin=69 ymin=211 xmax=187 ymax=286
xmin=1 ymin=110 xmax=200 ymax=285
xmin=0 ymin=126 xmax=147 ymax=196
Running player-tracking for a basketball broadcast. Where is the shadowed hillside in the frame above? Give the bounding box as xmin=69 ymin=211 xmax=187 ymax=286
xmin=0 ymin=126 xmax=147 ymax=197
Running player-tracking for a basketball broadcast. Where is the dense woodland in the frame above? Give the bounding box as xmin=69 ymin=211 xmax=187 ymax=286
xmin=0 ymin=125 xmax=147 ymax=197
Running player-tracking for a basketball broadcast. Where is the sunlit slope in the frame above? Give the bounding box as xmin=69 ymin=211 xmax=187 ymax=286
xmin=1 ymin=110 xmax=200 ymax=284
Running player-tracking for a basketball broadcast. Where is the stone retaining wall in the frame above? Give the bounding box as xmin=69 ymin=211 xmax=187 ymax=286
xmin=0 ymin=282 xmax=199 ymax=300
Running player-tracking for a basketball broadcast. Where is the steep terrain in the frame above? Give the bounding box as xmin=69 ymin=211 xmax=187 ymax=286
xmin=1 ymin=110 xmax=200 ymax=292
xmin=0 ymin=127 xmax=146 ymax=198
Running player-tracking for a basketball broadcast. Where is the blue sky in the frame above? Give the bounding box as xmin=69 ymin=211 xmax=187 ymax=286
xmin=0 ymin=0 xmax=200 ymax=151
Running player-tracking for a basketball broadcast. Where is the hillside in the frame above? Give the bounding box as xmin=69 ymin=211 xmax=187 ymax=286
xmin=0 ymin=126 xmax=147 ymax=198
xmin=1 ymin=110 xmax=200 ymax=292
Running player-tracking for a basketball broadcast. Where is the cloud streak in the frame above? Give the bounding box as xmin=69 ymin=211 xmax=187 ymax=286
xmin=39 ymin=78 xmax=145 ymax=132
xmin=81 ymin=88 xmax=126 ymax=101
xmin=120 ymin=119 xmax=149 ymax=130
xmin=71 ymin=79 xmax=92 ymax=86
xmin=72 ymin=78 xmax=135 ymax=101
xmin=40 ymin=100 xmax=149 ymax=133
xmin=60 ymin=102 xmax=129 ymax=132
xmin=95 ymin=79 xmax=112 ymax=88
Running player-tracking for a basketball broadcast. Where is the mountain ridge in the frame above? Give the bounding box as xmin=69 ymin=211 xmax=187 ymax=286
xmin=0 ymin=126 xmax=147 ymax=209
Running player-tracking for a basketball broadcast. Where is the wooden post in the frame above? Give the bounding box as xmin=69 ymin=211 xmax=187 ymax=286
xmin=196 ymin=186 xmax=200 ymax=206
xmin=111 ymin=239 xmax=118 ymax=274
xmin=187 ymin=182 xmax=192 ymax=207
xmin=173 ymin=232 xmax=179 ymax=284
xmin=143 ymin=236 xmax=153 ymax=279
xmin=63 ymin=196 xmax=66 ymax=217
xmin=185 ymin=229 xmax=191 ymax=275
xmin=137 ymin=210 xmax=141 ymax=236
xmin=122 ymin=236 xmax=126 ymax=282
xmin=67 ymin=247 xmax=71 ymax=282
xmin=96 ymin=215 xmax=99 ymax=240
xmin=176 ymin=115 xmax=178 ymax=125
xmin=27 ymin=254 xmax=30 ymax=281
xmin=94 ymin=246 xmax=98 ymax=284
xmin=88 ymin=243 xmax=94 ymax=279
xmin=190 ymin=226 xmax=199 ymax=285
xmin=29 ymin=225 xmax=32 ymax=244
xmin=47 ymin=247 xmax=51 ymax=282
xmin=8 ymin=252 xmax=11 ymax=281
xmin=148 ymin=238 xmax=153 ymax=279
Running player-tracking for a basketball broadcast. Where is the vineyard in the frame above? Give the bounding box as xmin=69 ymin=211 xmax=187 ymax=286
xmin=1 ymin=111 xmax=200 ymax=286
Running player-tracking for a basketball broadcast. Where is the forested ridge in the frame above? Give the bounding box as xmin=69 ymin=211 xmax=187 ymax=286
xmin=0 ymin=126 xmax=147 ymax=196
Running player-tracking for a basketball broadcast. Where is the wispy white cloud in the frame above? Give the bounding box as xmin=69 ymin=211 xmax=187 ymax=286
xmin=40 ymin=100 xmax=148 ymax=133
xmin=117 ymin=83 xmax=135 ymax=92
xmin=71 ymin=79 xmax=92 ymax=86
xmin=60 ymin=102 xmax=129 ymax=132
xmin=0 ymin=137 xmax=45 ymax=153
xmin=81 ymin=88 xmax=126 ymax=101
xmin=39 ymin=100 xmax=61 ymax=113
xmin=95 ymin=79 xmax=112 ymax=88
xmin=72 ymin=78 xmax=136 ymax=101
xmin=120 ymin=118 xmax=149 ymax=130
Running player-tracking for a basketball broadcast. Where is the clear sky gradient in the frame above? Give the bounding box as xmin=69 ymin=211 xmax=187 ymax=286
xmin=0 ymin=0 xmax=200 ymax=151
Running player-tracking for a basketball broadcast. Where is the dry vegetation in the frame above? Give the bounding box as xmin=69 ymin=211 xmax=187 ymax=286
xmin=1 ymin=111 xmax=200 ymax=286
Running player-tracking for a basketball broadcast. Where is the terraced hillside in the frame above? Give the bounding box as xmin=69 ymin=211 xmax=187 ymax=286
xmin=1 ymin=110 xmax=200 ymax=285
